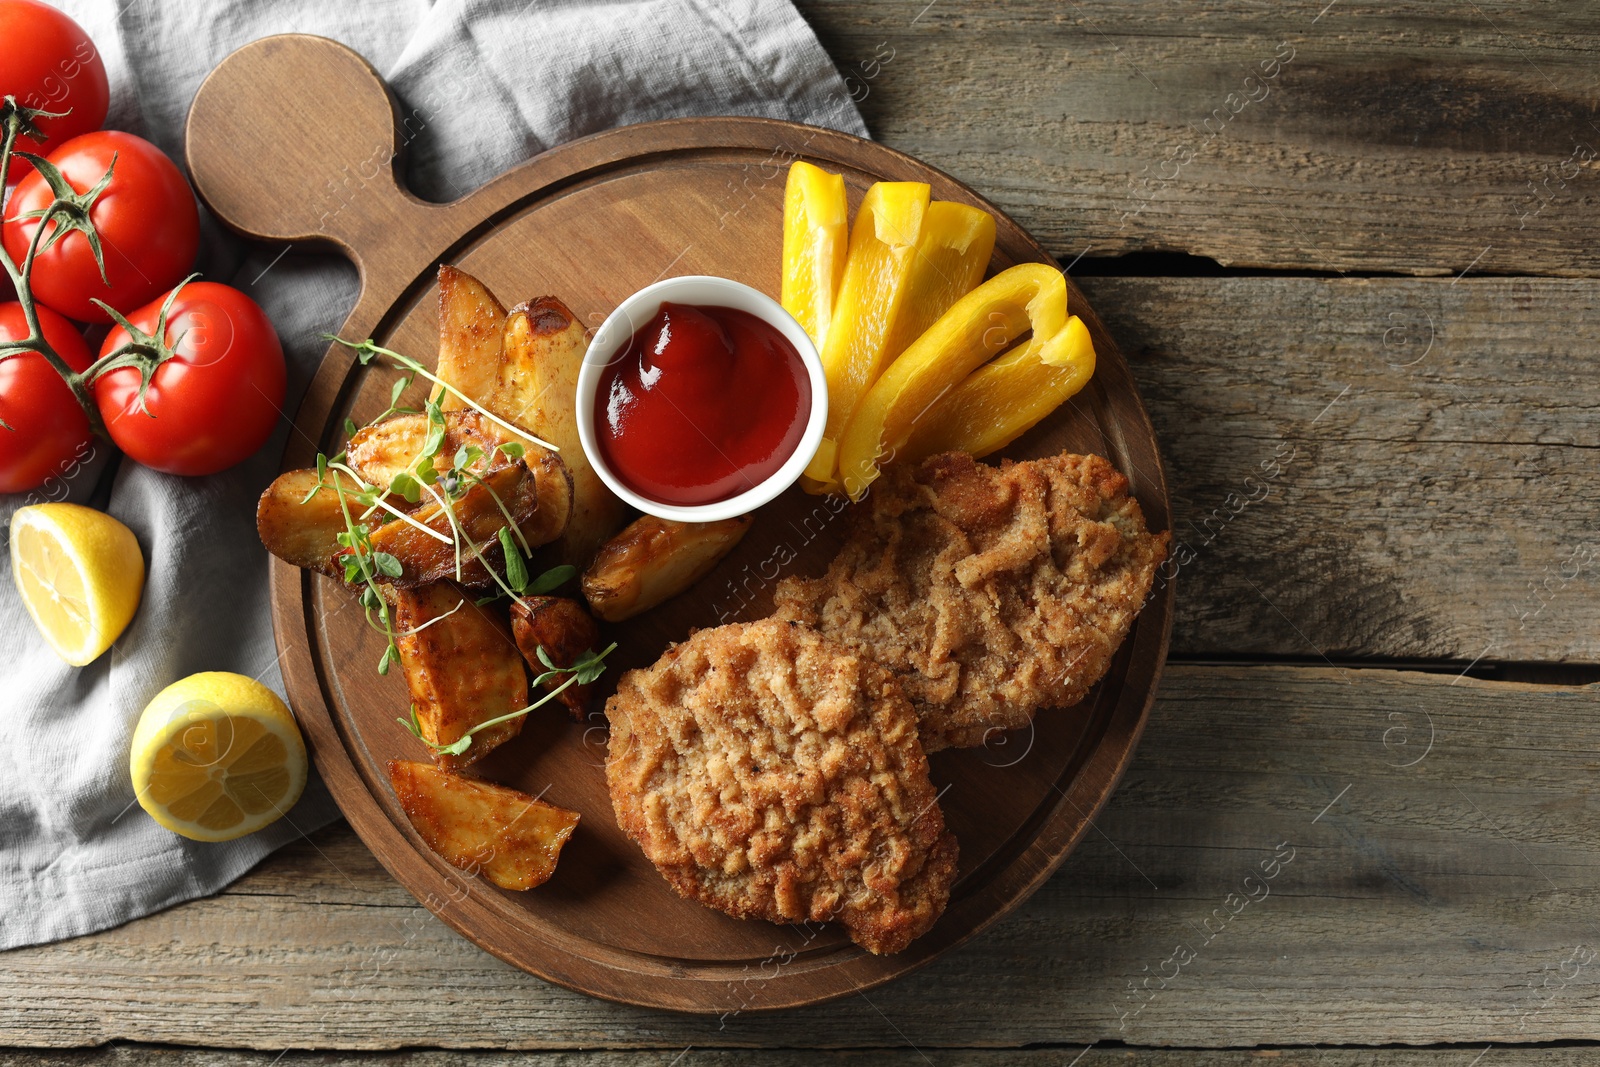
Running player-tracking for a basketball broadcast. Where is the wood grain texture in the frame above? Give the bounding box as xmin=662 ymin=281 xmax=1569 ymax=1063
xmin=1080 ymin=274 xmax=1600 ymax=662
xmin=5 ymin=665 xmax=1598 ymax=1050
xmin=10 ymin=1050 xmax=1600 ymax=1066
xmin=793 ymin=0 xmax=1600 ymax=277
xmin=184 ymin=35 xmax=1174 ymax=1012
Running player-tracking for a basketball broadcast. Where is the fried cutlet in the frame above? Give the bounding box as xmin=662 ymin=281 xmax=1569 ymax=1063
xmin=774 ymin=450 xmax=1169 ymax=752
xmin=604 ymin=618 xmax=958 ymax=955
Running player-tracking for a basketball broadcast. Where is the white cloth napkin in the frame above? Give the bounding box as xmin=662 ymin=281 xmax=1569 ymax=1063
xmin=0 ymin=0 xmax=864 ymax=950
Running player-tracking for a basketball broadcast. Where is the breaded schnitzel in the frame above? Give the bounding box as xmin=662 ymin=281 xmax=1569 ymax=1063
xmin=775 ymin=450 xmax=1169 ymax=752
xmin=605 ymin=618 xmax=957 ymax=955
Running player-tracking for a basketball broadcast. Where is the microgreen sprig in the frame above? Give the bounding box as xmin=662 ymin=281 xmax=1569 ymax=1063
xmin=398 ymin=641 xmax=617 ymax=756
xmin=319 ymin=459 xmax=404 ymax=675
xmin=305 ymin=337 xmax=569 ymax=677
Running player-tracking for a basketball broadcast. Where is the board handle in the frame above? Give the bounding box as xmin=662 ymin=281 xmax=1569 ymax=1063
xmin=185 ymin=34 xmax=435 ymax=279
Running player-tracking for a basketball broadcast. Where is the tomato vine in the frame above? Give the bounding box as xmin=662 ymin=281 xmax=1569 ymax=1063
xmin=0 ymin=94 xmax=190 ymax=439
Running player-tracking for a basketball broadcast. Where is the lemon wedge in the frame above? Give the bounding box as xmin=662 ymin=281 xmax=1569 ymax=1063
xmin=130 ymin=672 xmax=308 ymax=842
xmin=10 ymin=502 xmax=144 ymax=666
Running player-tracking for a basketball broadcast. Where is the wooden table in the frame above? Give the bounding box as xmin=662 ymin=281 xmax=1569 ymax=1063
xmin=7 ymin=2 xmax=1599 ymax=1061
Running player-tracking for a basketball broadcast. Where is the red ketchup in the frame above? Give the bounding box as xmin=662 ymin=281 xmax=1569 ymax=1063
xmin=595 ymin=303 xmax=810 ymax=507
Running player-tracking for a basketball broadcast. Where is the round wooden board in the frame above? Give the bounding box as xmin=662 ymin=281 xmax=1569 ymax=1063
xmin=186 ymin=35 xmax=1174 ymax=1012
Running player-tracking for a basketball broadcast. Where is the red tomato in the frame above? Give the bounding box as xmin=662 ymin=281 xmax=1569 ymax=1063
xmin=2 ymin=131 xmax=199 ymax=322
xmin=0 ymin=300 xmax=94 ymax=493
xmin=93 ymin=282 xmax=285 ymax=476
xmin=0 ymin=0 xmax=109 ymax=184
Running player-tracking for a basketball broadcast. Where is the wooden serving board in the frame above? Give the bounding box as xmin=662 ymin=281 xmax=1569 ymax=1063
xmin=184 ymin=34 xmax=1174 ymax=1013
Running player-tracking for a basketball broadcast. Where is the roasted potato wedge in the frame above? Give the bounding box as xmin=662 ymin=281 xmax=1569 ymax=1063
xmin=432 ymin=264 xmax=508 ymax=412
xmin=390 ymin=582 xmax=527 ymax=770
xmin=388 ymin=759 xmax=578 ymax=890
xmin=520 ymin=447 xmax=575 ymax=552
xmin=257 ymin=468 xmax=367 ymax=576
xmin=510 ymin=595 xmax=602 ymax=720
xmin=347 ymin=410 xmax=515 ymax=491
xmin=360 ymin=461 xmax=542 ymax=589
xmin=582 ymin=514 xmax=753 ymax=622
xmin=348 ymin=411 xmax=575 ymax=556
xmin=498 ymin=298 xmax=627 ymax=567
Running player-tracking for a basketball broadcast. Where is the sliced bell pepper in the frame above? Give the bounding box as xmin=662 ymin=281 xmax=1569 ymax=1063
xmin=879 ymin=200 xmax=996 ymax=366
xmin=801 ymin=180 xmax=931 ymax=494
xmin=902 ymin=314 xmax=1095 ymax=463
xmin=835 ymin=263 xmax=1094 ymax=498
xmin=780 ymin=161 xmax=848 ymax=352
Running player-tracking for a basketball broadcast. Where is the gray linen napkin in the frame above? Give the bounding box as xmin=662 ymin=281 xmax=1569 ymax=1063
xmin=0 ymin=0 xmax=865 ymax=950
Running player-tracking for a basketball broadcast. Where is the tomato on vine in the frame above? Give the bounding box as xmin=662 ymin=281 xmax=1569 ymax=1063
xmin=2 ymin=130 xmax=199 ymax=322
xmin=92 ymin=281 xmax=286 ymax=477
xmin=0 ymin=0 xmax=108 ymax=184
xmin=0 ymin=300 xmax=92 ymax=492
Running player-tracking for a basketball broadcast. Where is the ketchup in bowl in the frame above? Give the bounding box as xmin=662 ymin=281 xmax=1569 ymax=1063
xmin=594 ymin=302 xmax=811 ymax=507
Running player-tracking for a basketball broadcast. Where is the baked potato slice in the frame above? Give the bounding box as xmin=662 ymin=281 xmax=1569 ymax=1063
xmin=498 ymin=298 xmax=627 ymax=568
xmin=346 ymin=410 xmax=515 ymax=491
xmin=509 ymin=595 xmax=602 ymax=720
xmin=432 ymin=264 xmax=508 ymax=412
xmin=257 ymin=467 xmax=364 ymax=576
xmin=358 ymin=462 xmax=534 ymax=588
xmin=519 ymin=447 xmax=575 ymax=553
xmin=387 ymin=759 xmax=578 ymax=890
xmin=359 ymin=452 xmax=579 ymax=589
xmin=348 ymin=411 xmax=575 ymax=557
xmin=390 ymin=582 xmax=527 ymax=770
xmin=582 ymin=514 xmax=753 ymax=622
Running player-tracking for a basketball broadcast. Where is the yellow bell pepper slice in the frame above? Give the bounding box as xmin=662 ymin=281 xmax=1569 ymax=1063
xmin=880 ymin=201 xmax=995 ymax=366
xmin=835 ymin=263 xmax=1094 ymax=498
xmin=780 ymin=162 xmax=848 ymax=352
xmin=902 ymin=314 xmax=1095 ymax=463
xmin=802 ymin=180 xmax=931 ymax=494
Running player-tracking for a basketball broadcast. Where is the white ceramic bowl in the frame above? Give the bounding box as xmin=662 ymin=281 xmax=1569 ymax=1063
xmin=575 ymin=275 xmax=828 ymax=523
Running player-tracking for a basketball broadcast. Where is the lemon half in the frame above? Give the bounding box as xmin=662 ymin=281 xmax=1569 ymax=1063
xmin=10 ymin=502 xmax=144 ymax=666
xmin=130 ymin=672 xmax=308 ymax=842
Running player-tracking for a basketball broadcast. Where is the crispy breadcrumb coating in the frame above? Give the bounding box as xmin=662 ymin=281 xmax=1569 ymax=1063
xmin=605 ymin=618 xmax=957 ymax=955
xmin=775 ymin=451 xmax=1169 ymax=751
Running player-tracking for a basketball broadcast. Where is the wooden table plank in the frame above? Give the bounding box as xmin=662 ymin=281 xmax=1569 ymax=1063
xmin=794 ymin=0 xmax=1600 ymax=277
xmin=6 ymin=665 xmax=1596 ymax=1050
xmin=8 ymin=1050 xmax=1600 ymax=1066
xmin=1083 ymin=274 xmax=1600 ymax=662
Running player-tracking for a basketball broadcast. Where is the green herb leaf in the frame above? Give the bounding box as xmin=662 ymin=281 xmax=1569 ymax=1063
xmin=343 ymin=417 xmax=358 ymax=437
xmin=389 ymin=471 xmax=421 ymax=504
xmin=300 ymin=458 xmax=327 ymax=504
xmin=371 ymin=551 xmax=403 ymax=578
xmin=498 ymin=527 xmax=529 ymax=592
xmin=390 ymin=376 xmax=407 ymax=408
xmin=377 ymin=642 xmax=395 ymax=675
xmin=496 ymin=441 xmax=525 ymax=460
xmin=536 ymin=645 xmax=557 ymax=670
xmin=529 ymin=564 xmax=577 ymax=595
xmin=397 ymin=704 xmax=424 ymax=741
xmin=572 ymin=645 xmax=612 ymax=685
